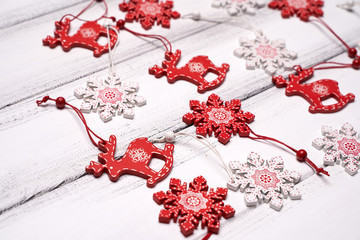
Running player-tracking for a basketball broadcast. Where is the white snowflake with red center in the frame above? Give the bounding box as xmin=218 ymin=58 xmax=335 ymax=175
xmin=128 ymin=148 xmax=150 ymax=163
xmin=227 ymin=152 xmax=301 ymax=211
xmin=212 ymin=0 xmax=265 ymax=16
xmin=153 ymin=176 xmax=235 ymax=237
xmin=234 ymin=33 xmax=297 ymax=75
xmin=312 ymin=123 xmax=360 ymax=176
xmin=183 ymin=94 xmax=255 ymax=144
xmin=74 ymin=75 xmax=146 ymax=122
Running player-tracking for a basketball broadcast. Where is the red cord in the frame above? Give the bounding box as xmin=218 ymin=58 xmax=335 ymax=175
xmin=310 ymin=16 xmax=359 ymax=59
xmin=202 ymin=232 xmax=213 ymax=240
xmin=312 ymin=61 xmax=353 ymax=71
xmin=122 ymin=25 xmax=173 ymax=53
xmin=59 ymin=0 xmax=111 ymax=23
xmin=36 ymin=96 xmax=105 ymax=147
xmin=248 ymin=127 xmax=329 ymax=176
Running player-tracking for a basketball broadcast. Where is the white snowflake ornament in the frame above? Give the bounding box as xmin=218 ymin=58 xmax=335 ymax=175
xmin=74 ymin=75 xmax=146 ymax=122
xmin=234 ymin=33 xmax=297 ymax=75
xmin=312 ymin=123 xmax=360 ymax=176
xmin=212 ymin=0 xmax=265 ymax=16
xmin=227 ymin=152 xmax=301 ymax=211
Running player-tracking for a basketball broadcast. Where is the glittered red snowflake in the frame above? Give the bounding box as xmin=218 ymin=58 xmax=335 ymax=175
xmin=268 ymin=0 xmax=324 ymax=21
xmin=183 ymin=94 xmax=255 ymax=144
xmin=119 ymin=0 xmax=180 ymax=30
xmin=153 ymin=176 xmax=235 ymax=237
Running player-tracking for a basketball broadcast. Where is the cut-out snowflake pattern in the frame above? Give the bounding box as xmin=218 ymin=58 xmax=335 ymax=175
xmin=128 ymin=148 xmax=150 ymax=162
xmin=212 ymin=0 xmax=265 ymax=16
xmin=74 ymin=75 xmax=146 ymax=122
xmin=119 ymin=0 xmax=180 ymax=30
xmin=183 ymin=94 xmax=255 ymax=144
xmin=153 ymin=176 xmax=235 ymax=237
xmin=227 ymin=152 xmax=301 ymax=211
xmin=312 ymin=123 xmax=360 ymax=176
xmin=234 ymin=33 xmax=297 ymax=75
xmin=268 ymin=0 xmax=324 ymax=21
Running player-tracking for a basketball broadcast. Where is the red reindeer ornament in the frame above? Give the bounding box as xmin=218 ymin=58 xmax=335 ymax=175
xmin=87 ymin=135 xmax=174 ymax=187
xmin=43 ymin=18 xmax=120 ymax=57
xmin=149 ymin=50 xmax=230 ymax=93
xmin=273 ymin=66 xmax=355 ymax=113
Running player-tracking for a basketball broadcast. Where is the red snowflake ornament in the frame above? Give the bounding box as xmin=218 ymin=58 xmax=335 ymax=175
xmin=150 ymin=50 xmax=230 ymax=93
xmin=183 ymin=94 xmax=255 ymax=144
xmin=272 ymin=67 xmax=355 ymax=113
xmin=86 ymin=135 xmax=174 ymax=187
xmin=119 ymin=0 xmax=180 ymax=30
xmin=43 ymin=18 xmax=120 ymax=57
xmin=153 ymin=176 xmax=235 ymax=237
xmin=268 ymin=0 xmax=324 ymax=21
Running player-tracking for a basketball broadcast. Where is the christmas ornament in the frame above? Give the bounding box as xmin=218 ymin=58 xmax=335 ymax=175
xmin=149 ymin=50 xmax=230 ymax=93
xmin=227 ymin=152 xmax=301 ymax=211
xmin=183 ymin=94 xmax=329 ymax=176
xmin=119 ymin=0 xmax=180 ymax=30
xmin=74 ymin=74 xmax=146 ymax=122
xmin=115 ymin=20 xmax=230 ymax=93
xmin=43 ymin=0 xmax=119 ymax=57
xmin=273 ymin=66 xmax=355 ymax=113
xmin=212 ymin=0 xmax=265 ymax=16
xmin=36 ymin=96 xmax=173 ymax=188
xmin=312 ymin=123 xmax=360 ymax=176
xmin=153 ymin=176 xmax=235 ymax=237
xmin=234 ymin=32 xmax=297 ymax=75
xmin=268 ymin=0 xmax=324 ymax=21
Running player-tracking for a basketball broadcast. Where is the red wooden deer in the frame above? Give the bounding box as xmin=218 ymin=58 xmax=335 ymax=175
xmin=149 ymin=50 xmax=230 ymax=93
xmin=43 ymin=18 xmax=119 ymax=57
xmin=272 ymin=67 xmax=355 ymax=113
xmin=86 ymin=135 xmax=174 ymax=187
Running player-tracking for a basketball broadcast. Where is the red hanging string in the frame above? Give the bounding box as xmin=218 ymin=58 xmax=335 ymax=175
xmin=59 ymin=0 xmax=112 ymax=23
xmin=202 ymin=232 xmax=213 ymax=240
xmin=36 ymin=96 xmax=105 ymax=147
xmin=310 ymin=16 xmax=359 ymax=59
xmin=247 ymin=127 xmax=329 ymax=176
xmin=311 ymin=61 xmax=353 ymax=70
xmin=116 ymin=20 xmax=173 ymax=53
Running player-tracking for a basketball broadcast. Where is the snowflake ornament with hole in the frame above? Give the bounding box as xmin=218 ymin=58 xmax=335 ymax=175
xmin=227 ymin=152 xmax=301 ymax=211
xmin=119 ymin=0 xmax=180 ymax=30
xmin=153 ymin=176 xmax=235 ymax=237
xmin=74 ymin=75 xmax=146 ymax=122
xmin=268 ymin=0 xmax=324 ymax=21
xmin=212 ymin=0 xmax=266 ymax=16
xmin=234 ymin=33 xmax=297 ymax=75
xmin=183 ymin=94 xmax=255 ymax=145
xmin=312 ymin=123 xmax=360 ymax=176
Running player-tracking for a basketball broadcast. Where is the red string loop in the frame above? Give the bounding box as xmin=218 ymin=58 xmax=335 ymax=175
xmin=117 ymin=20 xmax=173 ymax=53
xmin=36 ymin=96 xmax=105 ymax=148
xmin=59 ymin=0 xmax=111 ymax=23
xmin=247 ymin=127 xmax=329 ymax=176
xmin=312 ymin=61 xmax=353 ymax=71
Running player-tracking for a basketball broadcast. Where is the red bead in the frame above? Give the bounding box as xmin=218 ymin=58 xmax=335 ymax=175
xmin=348 ymin=48 xmax=357 ymax=58
xmin=56 ymin=97 xmax=66 ymax=109
xmin=296 ymin=149 xmax=307 ymax=162
xmin=117 ymin=20 xmax=125 ymax=29
xmin=352 ymin=59 xmax=360 ymax=70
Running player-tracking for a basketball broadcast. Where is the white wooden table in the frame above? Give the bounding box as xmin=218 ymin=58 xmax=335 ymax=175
xmin=1 ymin=0 xmax=359 ymax=239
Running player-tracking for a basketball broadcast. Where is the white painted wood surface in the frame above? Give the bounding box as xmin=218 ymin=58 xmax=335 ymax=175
xmin=0 ymin=0 xmax=359 ymax=239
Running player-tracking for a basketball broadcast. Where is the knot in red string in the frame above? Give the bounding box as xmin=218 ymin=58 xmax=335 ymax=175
xmin=36 ymin=96 xmax=50 ymax=106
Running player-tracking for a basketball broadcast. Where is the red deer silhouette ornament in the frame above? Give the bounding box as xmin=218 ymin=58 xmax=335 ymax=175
xmin=149 ymin=50 xmax=230 ymax=93
xmin=86 ymin=135 xmax=174 ymax=187
xmin=43 ymin=18 xmax=119 ymax=57
xmin=272 ymin=66 xmax=355 ymax=113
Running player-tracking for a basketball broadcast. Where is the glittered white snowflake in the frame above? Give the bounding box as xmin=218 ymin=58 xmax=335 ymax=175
xmin=212 ymin=0 xmax=265 ymax=16
xmin=128 ymin=148 xmax=150 ymax=163
xmin=312 ymin=123 xmax=360 ymax=176
xmin=234 ymin=33 xmax=297 ymax=75
xmin=74 ymin=75 xmax=146 ymax=122
xmin=227 ymin=152 xmax=301 ymax=211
